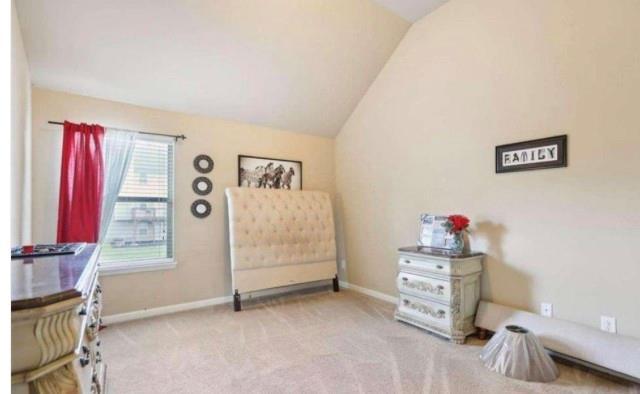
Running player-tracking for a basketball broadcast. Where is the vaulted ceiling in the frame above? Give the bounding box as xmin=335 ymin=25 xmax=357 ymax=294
xmin=16 ymin=0 xmax=446 ymax=136
xmin=373 ymin=0 xmax=448 ymax=22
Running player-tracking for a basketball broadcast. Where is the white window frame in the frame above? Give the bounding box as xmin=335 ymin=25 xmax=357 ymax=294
xmin=99 ymin=134 xmax=176 ymax=276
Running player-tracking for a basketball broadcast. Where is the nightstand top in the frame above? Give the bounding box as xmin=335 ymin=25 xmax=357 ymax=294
xmin=398 ymin=246 xmax=484 ymax=259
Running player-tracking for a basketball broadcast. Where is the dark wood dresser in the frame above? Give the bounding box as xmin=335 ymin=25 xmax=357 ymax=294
xmin=11 ymin=244 xmax=106 ymax=393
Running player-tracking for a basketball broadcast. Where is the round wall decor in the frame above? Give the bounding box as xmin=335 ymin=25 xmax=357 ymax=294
xmin=191 ymin=200 xmax=211 ymax=218
xmin=192 ymin=177 xmax=213 ymax=195
xmin=193 ymin=154 xmax=214 ymax=173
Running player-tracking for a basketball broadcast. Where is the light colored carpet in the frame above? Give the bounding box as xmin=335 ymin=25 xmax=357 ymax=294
xmin=101 ymin=289 xmax=639 ymax=393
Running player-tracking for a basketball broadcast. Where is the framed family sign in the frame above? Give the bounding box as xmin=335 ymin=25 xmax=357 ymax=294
xmin=495 ymin=135 xmax=567 ymax=173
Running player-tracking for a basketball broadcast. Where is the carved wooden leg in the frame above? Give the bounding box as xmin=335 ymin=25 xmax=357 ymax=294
xmin=478 ymin=328 xmax=488 ymax=340
xmin=332 ymin=275 xmax=340 ymax=292
xmin=233 ymin=290 xmax=241 ymax=312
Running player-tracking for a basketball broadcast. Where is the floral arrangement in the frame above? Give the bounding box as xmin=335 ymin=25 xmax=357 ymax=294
xmin=443 ymin=214 xmax=470 ymax=235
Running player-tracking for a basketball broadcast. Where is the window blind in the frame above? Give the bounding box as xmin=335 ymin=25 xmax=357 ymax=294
xmin=100 ymin=135 xmax=175 ymax=264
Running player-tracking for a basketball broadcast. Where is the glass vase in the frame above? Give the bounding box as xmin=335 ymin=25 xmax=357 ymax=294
xmin=451 ymin=232 xmax=464 ymax=253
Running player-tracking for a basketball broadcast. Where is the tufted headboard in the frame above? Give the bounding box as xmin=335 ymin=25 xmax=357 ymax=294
xmin=225 ymin=187 xmax=337 ymax=282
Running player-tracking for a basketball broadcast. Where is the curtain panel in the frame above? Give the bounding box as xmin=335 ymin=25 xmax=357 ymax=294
xmin=56 ymin=121 xmax=105 ymax=243
xmin=99 ymin=129 xmax=138 ymax=241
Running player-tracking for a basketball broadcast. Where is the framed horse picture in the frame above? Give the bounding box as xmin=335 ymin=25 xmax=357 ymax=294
xmin=238 ymin=155 xmax=302 ymax=190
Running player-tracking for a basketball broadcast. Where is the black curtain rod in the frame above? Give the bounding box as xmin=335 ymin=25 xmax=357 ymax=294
xmin=48 ymin=121 xmax=186 ymax=141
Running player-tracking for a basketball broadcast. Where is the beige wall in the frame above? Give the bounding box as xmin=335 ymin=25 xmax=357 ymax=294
xmin=336 ymin=0 xmax=640 ymax=337
xmin=11 ymin=0 xmax=32 ymax=245
xmin=31 ymin=88 xmax=335 ymax=315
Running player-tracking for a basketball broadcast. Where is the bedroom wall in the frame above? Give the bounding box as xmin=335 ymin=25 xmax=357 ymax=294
xmin=31 ymin=87 xmax=336 ymax=315
xmin=335 ymin=0 xmax=640 ymax=337
xmin=11 ymin=1 xmax=32 ymax=245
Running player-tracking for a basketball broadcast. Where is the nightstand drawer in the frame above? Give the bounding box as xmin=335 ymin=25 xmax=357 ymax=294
xmin=398 ymin=293 xmax=451 ymax=327
xmin=398 ymin=256 xmax=450 ymax=275
xmin=397 ymin=272 xmax=450 ymax=303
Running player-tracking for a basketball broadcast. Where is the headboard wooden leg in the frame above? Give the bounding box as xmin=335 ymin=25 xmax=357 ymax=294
xmin=233 ymin=289 xmax=242 ymax=312
xmin=333 ymin=275 xmax=340 ymax=292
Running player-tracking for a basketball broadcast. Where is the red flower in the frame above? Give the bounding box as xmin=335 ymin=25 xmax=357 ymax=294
xmin=447 ymin=214 xmax=470 ymax=233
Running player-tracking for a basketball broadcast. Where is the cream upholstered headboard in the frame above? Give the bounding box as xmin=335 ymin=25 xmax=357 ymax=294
xmin=225 ymin=187 xmax=338 ymax=307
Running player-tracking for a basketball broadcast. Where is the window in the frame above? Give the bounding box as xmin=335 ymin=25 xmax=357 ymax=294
xmin=100 ymin=135 xmax=175 ymax=274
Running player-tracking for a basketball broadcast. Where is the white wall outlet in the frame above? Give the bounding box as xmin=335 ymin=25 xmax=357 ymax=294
xmin=340 ymin=259 xmax=346 ymax=270
xmin=600 ymin=316 xmax=617 ymax=333
xmin=540 ymin=303 xmax=553 ymax=317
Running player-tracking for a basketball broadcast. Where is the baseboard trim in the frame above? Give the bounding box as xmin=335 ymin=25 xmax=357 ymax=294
xmin=102 ymin=295 xmax=232 ymax=325
xmin=340 ymin=281 xmax=396 ymax=304
xmin=103 ymin=280 xmax=396 ymax=325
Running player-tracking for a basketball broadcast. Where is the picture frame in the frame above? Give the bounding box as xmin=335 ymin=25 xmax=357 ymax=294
xmin=495 ymin=135 xmax=567 ymax=173
xmin=238 ymin=155 xmax=302 ymax=190
xmin=418 ymin=214 xmax=454 ymax=250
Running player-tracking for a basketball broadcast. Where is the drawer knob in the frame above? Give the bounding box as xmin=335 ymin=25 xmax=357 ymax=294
xmin=80 ymin=346 xmax=91 ymax=367
xmin=403 ymin=260 xmax=411 ymax=264
xmin=403 ymin=299 xmax=409 ymax=305
xmin=436 ymin=265 xmax=444 ymax=270
xmin=437 ymin=285 xmax=444 ymax=290
xmin=438 ymin=310 xmax=445 ymax=315
xmin=78 ymin=306 xmax=87 ymax=316
xmin=401 ymin=277 xmax=408 ymax=281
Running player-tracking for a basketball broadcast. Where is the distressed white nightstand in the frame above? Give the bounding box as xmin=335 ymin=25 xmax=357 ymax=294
xmin=394 ymin=246 xmax=484 ymax=344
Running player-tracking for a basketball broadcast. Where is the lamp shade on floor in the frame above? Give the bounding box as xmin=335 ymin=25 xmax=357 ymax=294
xmin=480 ymin=325 xmax=559 ymax=382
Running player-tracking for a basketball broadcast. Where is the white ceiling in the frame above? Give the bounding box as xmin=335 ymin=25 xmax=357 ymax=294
xmin=373 ymin=0 xmax=448 ymax=22
xmin=17 ymin=0 xmax=411 ymax=137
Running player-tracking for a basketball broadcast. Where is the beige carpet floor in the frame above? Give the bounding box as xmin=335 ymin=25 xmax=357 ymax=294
xmin=101 ymin=289 xmax=639 ymax=394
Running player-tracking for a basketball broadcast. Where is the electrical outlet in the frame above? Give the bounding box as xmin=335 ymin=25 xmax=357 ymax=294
xmin=600 ymin=316 xmax=617 ymax=333
xmin=540 ymin=303 xmax=553 ymax=317
xmin=340 ymin=259 xmax=346 ymax=270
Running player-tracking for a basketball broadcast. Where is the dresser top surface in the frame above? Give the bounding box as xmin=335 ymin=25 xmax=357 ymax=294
xmin=398 ymin=246 xmax=484 ymax=259
xmin=11 ymin=244 xmax=100 ymax=311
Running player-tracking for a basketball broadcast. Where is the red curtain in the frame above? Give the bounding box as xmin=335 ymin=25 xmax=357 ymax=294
xmin=56 ymin=121 xmax=105 ymax=243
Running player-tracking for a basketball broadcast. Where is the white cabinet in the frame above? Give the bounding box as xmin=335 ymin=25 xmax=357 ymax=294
xmin=394 ymin=246 xmax=484 ymax=344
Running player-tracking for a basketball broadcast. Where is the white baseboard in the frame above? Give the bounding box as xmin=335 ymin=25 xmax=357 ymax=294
xmin=103 ymin=280 xmax=396 ymax=325
xmin=102 ymin=295 xmax=232 ymax=325
xmin=102 ymin=281 xmax=331 ymax=325
xmin=340 ymin=280 xmax=396 ymax=304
